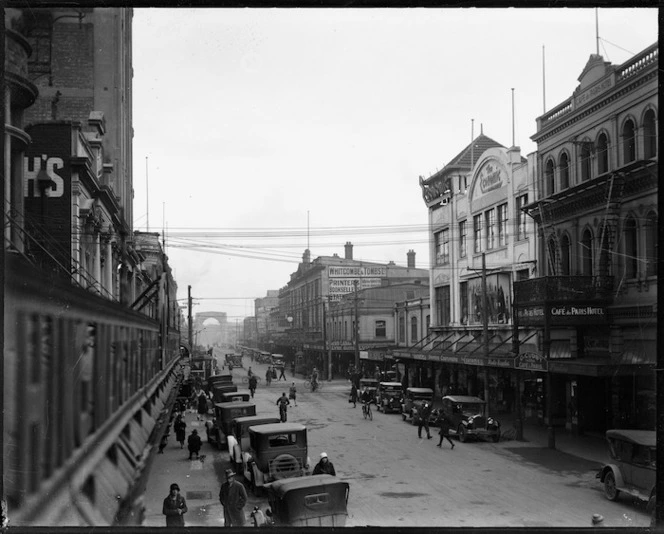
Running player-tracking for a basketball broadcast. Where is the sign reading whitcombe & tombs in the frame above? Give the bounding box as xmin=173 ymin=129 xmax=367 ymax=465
xmin=328 ymin=266 xmax=387 ymax=300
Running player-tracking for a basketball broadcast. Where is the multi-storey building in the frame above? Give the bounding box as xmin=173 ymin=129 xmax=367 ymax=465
xmin=394 ymin=133 xmax=539 ymax=416
xmin=273 ymin=243 xmax=429 ymax=377
xmin=515 ymin=43 xmax=658 ymax=434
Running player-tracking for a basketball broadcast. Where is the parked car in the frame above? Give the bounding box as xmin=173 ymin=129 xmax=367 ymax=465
xmin=210 ymin=383 xmax=238 ymax=403
xmin=206 ymin=373 xmax=233 ymax=394
xmin=227 ymin=415 xmax=280 ymax=474
xmin=376 ymin=382 xmax=403 ymax=413
xmin=401 ymin=387 xmax=435 ymax=424
xmin=596 ymin=429 xmax=655 ymax=507
xmin=262 ymin=475 xmax=349 ymax=527
xmin=271 ymin=353 xmax=286 ymax=367
xmin=242 ymin=422 xmax=311 ymax=495
xmin=440 ymin=395 xmax=500 ymax=442
xmin=225 ymin=352 xmax=244 ymax=368
xmin=212 ymin=401 xmax=257 ymax=450
xmin=219 ymin=391 xmax=251 ymax=403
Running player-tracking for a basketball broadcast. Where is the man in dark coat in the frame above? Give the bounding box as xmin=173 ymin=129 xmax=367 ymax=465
xmin=248 ymin=374 xmax=258 ymax=398
xmin=417 ymin=402 xmax=433 ymax=439
xmin=197 ymin=391 xmax=208 ymax=419
xmin=436 ymin=412 xmax=455 ymax=449
xmin=312 ymin=452 xmax=336 ymax=476
xmin=219 ymin=469 xmax=247 ymax=527
xmin=187 ymin=429 xmax=202 ymax=460
xmin=162 ymin=483 xmax=187 ymax=527
xmin=174 ymin=415 xmax=186 ymax=448
xmin=278 ymin=364 xmax=287 ymax=381
xmin=276 ymin=392 xmax=290 ymax=422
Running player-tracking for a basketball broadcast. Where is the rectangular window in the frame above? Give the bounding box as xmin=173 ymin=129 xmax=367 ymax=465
xmin=473 ymin=214 xmax=483 ymax=253
xmin=375 ymin=320 xmax=386 ymax=338
xmin=435 ymin=286 xmax=451 ymax=326
xmin=434 ymin=231 xmax=442 ymax=265
xmin=497 ymin=203 xmax=508 ymax=246
xmin=486 ymin=208 xmax=496 ymax=250
xmin=398 ymin=315 xmax=405 ymax=342
xmin=459 ymin=282 xmax=468 ymax=324
xmin=459 ymin=220 xmax=467 ymax=258
xmin=435 ymin=229 xmax=449 ymax=265
xmin=516 ymin=194 xmax=528 ymax=240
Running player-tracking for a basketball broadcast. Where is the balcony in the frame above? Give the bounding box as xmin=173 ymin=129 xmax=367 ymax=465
xmin=514 ymin=276 xmax=614 ymax=304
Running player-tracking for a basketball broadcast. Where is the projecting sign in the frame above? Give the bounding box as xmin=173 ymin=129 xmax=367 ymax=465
xmin=328 ymin=266 xmax=386 ymax=300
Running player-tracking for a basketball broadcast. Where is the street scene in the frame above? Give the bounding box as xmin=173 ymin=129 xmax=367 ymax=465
xmin=141 ymin=354 xmax=650 ymax=528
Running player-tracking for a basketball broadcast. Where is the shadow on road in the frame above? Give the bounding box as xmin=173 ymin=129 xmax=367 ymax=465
xmin=504 ymin=446 xmax=601 ymax=475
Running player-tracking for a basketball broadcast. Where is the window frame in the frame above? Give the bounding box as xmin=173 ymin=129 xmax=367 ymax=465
xmin=473 ymin=214 xmax=483 ymax=253
xmin=516 ymin=194 xmax=528 ymax=240
xmin=497 ymin=203 xmax=508 ymax=247
xmin=559 ymin=152 xmax=570 ymax=189
xmin=459 ymin=220 xmax=467 ymax=258
xmin=374 ymin=320 xmax=386 ymax=338
xmin=622 ymin=118 xmax=636 ymax=164
xmin=485 ymin=208 xmax=496 ymax=250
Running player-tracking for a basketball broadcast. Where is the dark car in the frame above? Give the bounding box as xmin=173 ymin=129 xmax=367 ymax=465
xmin=212 ymin=401 xmax=257 ymax=449
xmin=219 ymin=391 xmax=251 ymax=403
xmin=242 ymin=422 xmax=311 ymax=494
xmin=401 ymin=387 xmax=435 ymax=424
xmin=441 ymin=395 xmax=500 ymax=442
xmin=376 ymin=382 xmax=403 ymax=413
xmin=227 ymin=415 xmax=281 ymax=474
xmin=596 ymin=429 xmax=655 ymax=507
xmin=210 ymin=383 xmax=238 ymax=403
xmin=262 ymin=475 xmax=349 ymax=527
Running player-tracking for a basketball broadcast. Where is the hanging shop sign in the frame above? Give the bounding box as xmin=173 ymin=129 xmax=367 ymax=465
xmin=515 ymin=352 xmax=548 ymax=371
xmin=359 ymin=351 xmax=369 ymax=360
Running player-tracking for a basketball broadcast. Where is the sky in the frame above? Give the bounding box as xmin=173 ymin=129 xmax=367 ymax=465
xmin=130 ymin=7 xmax=659 ymax=323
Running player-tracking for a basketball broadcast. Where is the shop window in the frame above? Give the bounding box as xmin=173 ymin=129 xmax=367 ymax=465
xmin=559 ymin=152 xmax=570 ymax=189
xmin=375 ymin=320 xmax=386 ymax=338
xmin=545 ymin=158 xmax=555 ymax=195
xmin=623 ymin=216 xmax=638 ymax=279
xmin=581 ymin=229 xmax=593 ymax=276
xmin=597 ymin=133 xmax=609 ymax=174
xmin=497 ymin=203 xmax=508 ymax=246
xmin=459 ymin=220 xmax=467 ymax=258
xmin=645 ymin=211 xmax=657 ymax=277
xmin=560 ymin=234 xmax=571 ymax=275
xmin=643 ymin=109 xmax=657 ymax=159
xmin=622 ymin=119 xmax=636 ymax=164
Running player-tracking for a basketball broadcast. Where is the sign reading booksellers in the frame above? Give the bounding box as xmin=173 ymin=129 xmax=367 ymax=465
xmin=517 ymin=303 xmax=606 ymax=325
xmin=328 ymin=266 xmax=387 ymax=300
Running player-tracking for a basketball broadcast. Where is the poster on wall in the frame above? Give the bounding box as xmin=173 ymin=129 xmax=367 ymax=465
xmin=466 ymin=273 xmax=511 ymax=325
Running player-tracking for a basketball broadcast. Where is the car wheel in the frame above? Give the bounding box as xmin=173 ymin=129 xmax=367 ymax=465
xmin=604 ymin=471 xmax=620 ymax=501
xmin=458 ymin=425 xmax=468 ymax=443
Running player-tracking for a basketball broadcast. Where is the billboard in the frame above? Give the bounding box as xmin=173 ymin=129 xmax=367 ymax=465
xmin=328 ymin=265 xmax=386 ymax=301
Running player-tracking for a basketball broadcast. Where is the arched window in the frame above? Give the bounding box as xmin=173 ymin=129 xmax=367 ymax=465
xmin=581 ymin=229 xmax=593 ymax=276
xmin=580 ymin=143 xmax=592 ymax=181
xmin=410 ymin=316 xmax=418 ymax=344
xmin=547 ymin=237 xmax=557 ymax=275
xmin=545 ymin=159 xmax=555 ymax=195
xmin=559 ymin=152 xmax=570 ymax=189
xmin=645 ymin=211 xmax=658 ymax=277
xmin=622 ymin=119 xmax=636 ymax=164
xmin=560 ymin=234 xmax=571 ymax=275
xmin=643 ymin=109 xmax=657 ymax=159
xmin=623 ymin=216 xmax=638 ymax=278
xmin=597 ymin=133 xmax=609 ymax=174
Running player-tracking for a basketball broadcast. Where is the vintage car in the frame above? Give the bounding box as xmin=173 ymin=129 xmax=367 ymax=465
xmin=206 ymin=373 xmax=233 ymax=394
xmin=212 ymin=401 xmax=256 ymax=450
xmin=218 ymin=390 xmax=251 ymax=403
xmin=227 ymin=415 xmax=281 ymax=474
xmin=596 ymin=429 xmax=655 ymax=507
xmin=441 ymin=395 xmax=501 ymax=442
xmin=262 ymin=475 xmax=349 ymax=527
xmin=401 ymin=387 xmax=435 ymax=424
xmin=271 ymin=353 xmax=286 ymax=367
xmin=376 ymin=382 xmax=403 ymax=413
xmin=210 ymin=383 xmax=238 ymax=403
xmin=225 ymin=352 xmax=244 ymax=368
xmin=242 ymin=422 xmax=311 ymax=495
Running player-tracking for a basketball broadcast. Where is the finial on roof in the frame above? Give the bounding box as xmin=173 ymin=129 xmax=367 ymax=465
xmin=481 ymin=124 xmax=483 ymax=135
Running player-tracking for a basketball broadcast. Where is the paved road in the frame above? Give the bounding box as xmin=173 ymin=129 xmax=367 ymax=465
xmin=142 ymin=357 xmax=650 ymax=528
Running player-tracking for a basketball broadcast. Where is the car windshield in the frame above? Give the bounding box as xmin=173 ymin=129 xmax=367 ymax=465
xmin=457 ymin=403 xmax=484 ymax=416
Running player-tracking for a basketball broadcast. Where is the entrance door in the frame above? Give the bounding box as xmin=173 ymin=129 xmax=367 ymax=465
xmin=577 ymin=376 xmax=607 ymax=433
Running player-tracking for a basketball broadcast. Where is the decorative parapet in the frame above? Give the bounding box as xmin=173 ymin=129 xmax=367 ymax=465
xmin=419 ymin=174 xmax=453 ymax=205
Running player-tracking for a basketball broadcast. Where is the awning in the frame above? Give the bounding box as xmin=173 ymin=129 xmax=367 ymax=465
xmin=548 ymin=357 xmax=654 ymax=377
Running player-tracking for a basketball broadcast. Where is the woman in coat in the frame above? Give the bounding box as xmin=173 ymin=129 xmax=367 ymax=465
xmin=162 ymin=483 xmax=187 ymax=527
xmin=349 ymin=383 xmax=358 ymax=408
xmin=197 ymin=392 xmax=208 ymax=418
xmin=174 ymin=416 xmax=186 ymax=449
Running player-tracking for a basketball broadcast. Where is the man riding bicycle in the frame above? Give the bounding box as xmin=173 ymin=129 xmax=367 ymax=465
xmin=360 ymin=386 xmax=375 ymax=418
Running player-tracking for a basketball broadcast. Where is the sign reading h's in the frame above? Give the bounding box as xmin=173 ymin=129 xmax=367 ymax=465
xmin=24 ymin=156 xmax=65 ymax=198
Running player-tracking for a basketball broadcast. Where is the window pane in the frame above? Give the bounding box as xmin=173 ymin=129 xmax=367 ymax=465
xmin=486 ymin=209 xmax=495 ymax=250
xmin=459 ymin=220 xmax=467 ymax=258
xmin=497 ymin=204 xmax=508 ymax=246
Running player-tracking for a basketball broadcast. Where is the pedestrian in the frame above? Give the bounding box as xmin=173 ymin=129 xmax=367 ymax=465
xmin=247 ymin=366 xmax=253 ymax=378
xmin=289 ymin=382 xmax=298 ymax=406
xmin=349 ymin=383 xmax=358 ymax=408
xmin=219 ymin=468 xmax=247 ymax=527
xmin=278 ymin=364 xmax=287 ymax=381
xmin=162 ymin=483 xmax=187 ymax=527
xmin=187 ymin=429 xmax=202 ymax=460
xmin=197 ymin=391 xmax=208 ymax=419
xmin=265 ymin=366 xmax=273 ymax=386
xmin=312 ymin=452 xmax=336 ymax=476
xmin=174 ymin=415 xmax=186 ymax=449
xmin=290 ymin=360 xmax=296 ymax=377
xmin=248 ymin=374 xmax=258 ymax=399
xmin=276 ymin=392 xmax=290 ymax=422
xmin=417 ymin=402 xmax=433 ymax=439
xmin=436 ymin=412 xmax=455 ymax=449
xmin=158 ymin=431 xmax=169 ymax=453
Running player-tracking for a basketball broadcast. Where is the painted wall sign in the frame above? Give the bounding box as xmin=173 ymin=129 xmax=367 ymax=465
xmin=329 ymin=266 xmax=387 ymax=277
xmin=477 ymin=160 xmax=506 ymax=194
xmin=574 ymin=76 xmax=614 ymax=108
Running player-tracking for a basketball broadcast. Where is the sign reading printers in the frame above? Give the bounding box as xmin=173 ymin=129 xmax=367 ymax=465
xmin=328 ymin=266 xmax=386 ymax=300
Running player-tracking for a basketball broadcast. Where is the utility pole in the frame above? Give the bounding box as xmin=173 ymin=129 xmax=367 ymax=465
xmin=482 ymin=253 xmax=490 ymax=408
xmin=353 ymin=280 xmax=360 ymax=370
xmin=188 ymin=285 xmax=193 ymax=357
xmin=322 ymin=298 xmax=331 ymax=380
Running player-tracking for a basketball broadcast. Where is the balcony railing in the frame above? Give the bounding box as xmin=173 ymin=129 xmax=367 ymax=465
xmin=514 ymin=275 xmax=614 ymax=304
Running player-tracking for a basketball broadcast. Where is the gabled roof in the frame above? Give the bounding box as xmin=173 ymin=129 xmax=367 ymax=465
xmin=444 ymin=133 xmax=505 ymax=171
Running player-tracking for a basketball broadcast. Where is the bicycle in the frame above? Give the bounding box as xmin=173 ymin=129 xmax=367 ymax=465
xmin=362 ymin=402 xmax=373 ymax=420
xmin=303 ymin=379 xmax=321 ymax=392
xmin=241 ymin=375 xmax=262 ymax=384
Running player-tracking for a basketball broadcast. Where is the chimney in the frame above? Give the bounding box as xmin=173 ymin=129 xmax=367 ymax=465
xmin=302 ymin=249 xmax=311 ymax=264
xmin=407 ymin=249 xmax=416 ymax=268
xmin=344 ymin=242 xmax=353 ymax=260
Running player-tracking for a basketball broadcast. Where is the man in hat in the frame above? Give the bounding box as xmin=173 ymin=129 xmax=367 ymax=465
xmin=162 ymin=483 xmax=187 ymax=527
xmin=187 ymin=429 xmax=202 ymax=460
xmin=219 ymin=468 xmax=247 ymax=527
xmin=312 ymin=452 xmax=336 ymax=476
